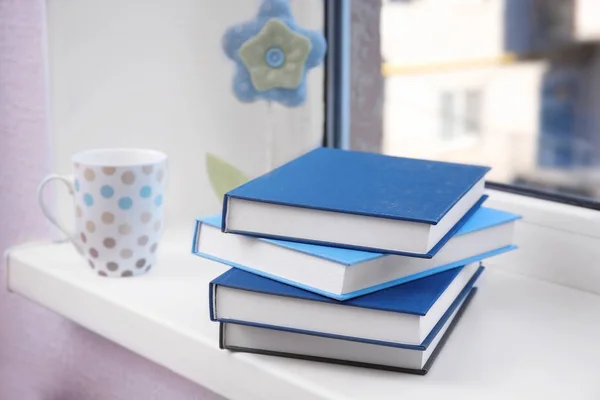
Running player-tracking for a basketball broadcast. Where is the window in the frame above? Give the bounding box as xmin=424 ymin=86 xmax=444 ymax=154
xmin=440 ymin=91 xmax=455 ymax=140
xmin=43 ymin=0 xmax=330 ymax=227
xmin=344 ymin=0 xmax=600 ymax=204
xmin=464 ymin=89 xmax=482 ymax=135
xmin=439 ymin=89 xmax=482 ymax=141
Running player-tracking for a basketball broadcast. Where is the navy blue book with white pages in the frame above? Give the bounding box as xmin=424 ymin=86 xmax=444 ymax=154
xmin=194 ymin=207 xmax=518 ymax=300
xmin=222 ymin=147 xmax=491 ymax=258
xmin=209 ymin=263 xmax=484 ymax=347
xmin=219 ymin=287 xmax=478 ymax=375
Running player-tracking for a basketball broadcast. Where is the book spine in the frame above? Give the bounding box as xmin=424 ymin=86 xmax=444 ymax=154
xmin=218 ymin=323 xmax=225 ymax=350
xmin=208 ymin=283 xmax=217 ymax=321
xmin=221 ymin=194 xmax=230 ymax=232
xmin=191 ymin=219 xmax=202 ymax=254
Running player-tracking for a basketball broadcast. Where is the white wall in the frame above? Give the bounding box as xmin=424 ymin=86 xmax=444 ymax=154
xmin=381 ymin=0 xmax=506 ymax=65
xmin=46 ymin=0 xmax=325 ymax=232
xmin=383 ymin=61 xmax=547 ymax=182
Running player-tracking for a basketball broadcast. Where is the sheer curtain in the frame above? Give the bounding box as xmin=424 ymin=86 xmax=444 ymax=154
xmin=0 ymin=0 xmax=52 ymax=255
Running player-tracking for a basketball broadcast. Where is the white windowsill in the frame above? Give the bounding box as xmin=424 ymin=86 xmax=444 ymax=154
xmin=5 ymin=190 xmax=600 ymax=399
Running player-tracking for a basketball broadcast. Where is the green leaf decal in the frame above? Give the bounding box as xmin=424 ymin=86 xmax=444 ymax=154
xmin=206 ymin=153 xmax=250 ymax=200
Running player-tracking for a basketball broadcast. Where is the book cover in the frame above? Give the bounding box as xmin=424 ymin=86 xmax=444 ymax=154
xmin=210 ymin=264 xmax=480 ymax=317
xmin=224 ymin=147 xmax=490 ymax=224
xmin=222 ymin=147 xmax=491 ymax=257
xmin=224 ymin=194 xmax=488 ymax=258
xmin=219 ymin=287 xmax=478 ymax=375
xmin=210 ymin=264 xmax=483 ymax=348
xmin=194 ymin=207 xmax=516 ymax=300
xmin=196 ymin=207 xmax=519 ymax=265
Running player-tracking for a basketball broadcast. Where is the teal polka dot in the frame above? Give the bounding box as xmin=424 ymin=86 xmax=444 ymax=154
xmin=100 ymin=185 xmax=114 ymax=198
xmin=83 ymin=193 xmax=94 ymax=206
xmin=118 ymin=197 xmax=133 ymax=210
xmin=139 ymin=186 xmax=152 ymax=198
xmin=154 ymin=194 xmax=163 ymax=207
xmin=74 ymin=179 xmax=80 ymax=192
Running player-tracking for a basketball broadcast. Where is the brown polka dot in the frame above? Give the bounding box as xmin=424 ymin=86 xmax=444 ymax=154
xmin=88 ymin=259 xmax=95 ymax=269
xmin=140 ymin=212 xmax=152 ymax=224
xmin=145 ymin=264 xmax=152 ymax=272
xmin=118 ymin=224 xmax=132 ymax=235
xmin=156 ymin=169 xmax=164 ymax=182
xmin=150 ymin=243 xmax=158 ymax=253
xmin=80 ymin=233 xmax=87 ymax=243
xmin=136 ymin=258 xmax=146 ymax=268
xmin=76 ymin=206 xmax=82 ymax=218
xmin=102 ymin=167 xmax=116 ymax=175
xmin=89 ymin=248 xmax=99 ymax=258
xmin=86 ymin=221 xmax=96 ymax=233
xmin=107 ymin=262 xmax=119 ymax=271
xmin=121 ymin=171 xmax=135 ymax=185
xmin=84 ymin=168 xmax=95 ymax=181
xmin=101 ymin=212 xmax=115 ymax=224
xmin=137 ymin=235 xmax=149 ymax=246
xmin=120 ymin=248 xmax=133 ymax=259
xmin=153 ymin=220 xmax=161 ymax=232
xmin=103 ymin=238 xmax=116 ymax=249
xmin=142 ymin=165 xmax=154 ymax=175
xmin=121 ymin=270 xmax=133 ymax=277
xmin=98 ymin=271 xmax=107 ymax=277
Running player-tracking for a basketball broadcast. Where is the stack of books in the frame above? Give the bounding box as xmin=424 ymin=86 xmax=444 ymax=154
xmin=192 ymin=147 xmax=520 ymax=375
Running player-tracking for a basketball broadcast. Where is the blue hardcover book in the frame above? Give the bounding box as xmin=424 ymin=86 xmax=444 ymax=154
xmin=220 ymin=287 xmax=478 ymax=375
xmin=209 ymin=262 xmax=484 ymax=347
xmin=222 ymin=147 xmax=491 ymax=258
xmin=194 ymin=207 xmax=519 ymax=300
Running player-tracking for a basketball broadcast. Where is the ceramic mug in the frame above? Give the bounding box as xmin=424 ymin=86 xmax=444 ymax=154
xmin=38 ymin=148 xmax=168 ymax=277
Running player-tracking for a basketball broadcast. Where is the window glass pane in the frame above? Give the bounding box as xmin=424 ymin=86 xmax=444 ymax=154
xmin=45 ymin=0 xmax=326 ymax=226
xmin=352 ymin=0 xmax=600 ymax=201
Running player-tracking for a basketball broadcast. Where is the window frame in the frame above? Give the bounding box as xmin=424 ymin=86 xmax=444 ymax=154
xmin=323 ymin=0 xmax=351 ymax=150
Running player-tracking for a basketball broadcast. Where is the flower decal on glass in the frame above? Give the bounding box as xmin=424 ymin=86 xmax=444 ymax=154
xmin=222 ymin=0 xmax=327 ymax=107
xmin=239 ymin=19 xmax=312 ymax=92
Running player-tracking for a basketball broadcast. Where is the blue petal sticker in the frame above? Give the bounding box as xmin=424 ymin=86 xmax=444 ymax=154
xmin=222 ymin=0 xmax=327 ymax=107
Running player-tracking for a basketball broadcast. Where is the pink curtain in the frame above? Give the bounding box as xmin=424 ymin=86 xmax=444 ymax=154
xmin=0 ymin=0 xmax=52 ymax=250
xmin=0 ymin=1 xmax=222 ymax=398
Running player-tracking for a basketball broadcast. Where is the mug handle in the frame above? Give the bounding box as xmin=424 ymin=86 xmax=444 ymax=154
xmin=38 ymin=174 xmax=83 ymax=255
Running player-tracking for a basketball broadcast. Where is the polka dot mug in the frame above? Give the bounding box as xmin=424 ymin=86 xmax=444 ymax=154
xmin=38 ymin=148 xmax=167 ymax=278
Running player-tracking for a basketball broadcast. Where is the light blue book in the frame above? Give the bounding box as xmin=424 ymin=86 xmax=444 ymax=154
xmin=192 ymin=207 xmax=520 ymax=300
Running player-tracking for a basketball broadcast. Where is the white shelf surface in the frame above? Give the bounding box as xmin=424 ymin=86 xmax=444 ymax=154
xmin=6 ymin=235 xmax=600 ymax=400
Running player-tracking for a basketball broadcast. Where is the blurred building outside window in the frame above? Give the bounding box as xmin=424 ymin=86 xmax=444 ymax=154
xmin=364 ymin=0 xmax=600 ymax=200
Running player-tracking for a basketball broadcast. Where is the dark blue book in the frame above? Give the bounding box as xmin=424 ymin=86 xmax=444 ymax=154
xmin=222 ymin=147 xmax=490 ymax=258
xmin=209 ymin=262 xmax=484 ymax=347
xmin=220 ymin=287 xmax=478 ymax=375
